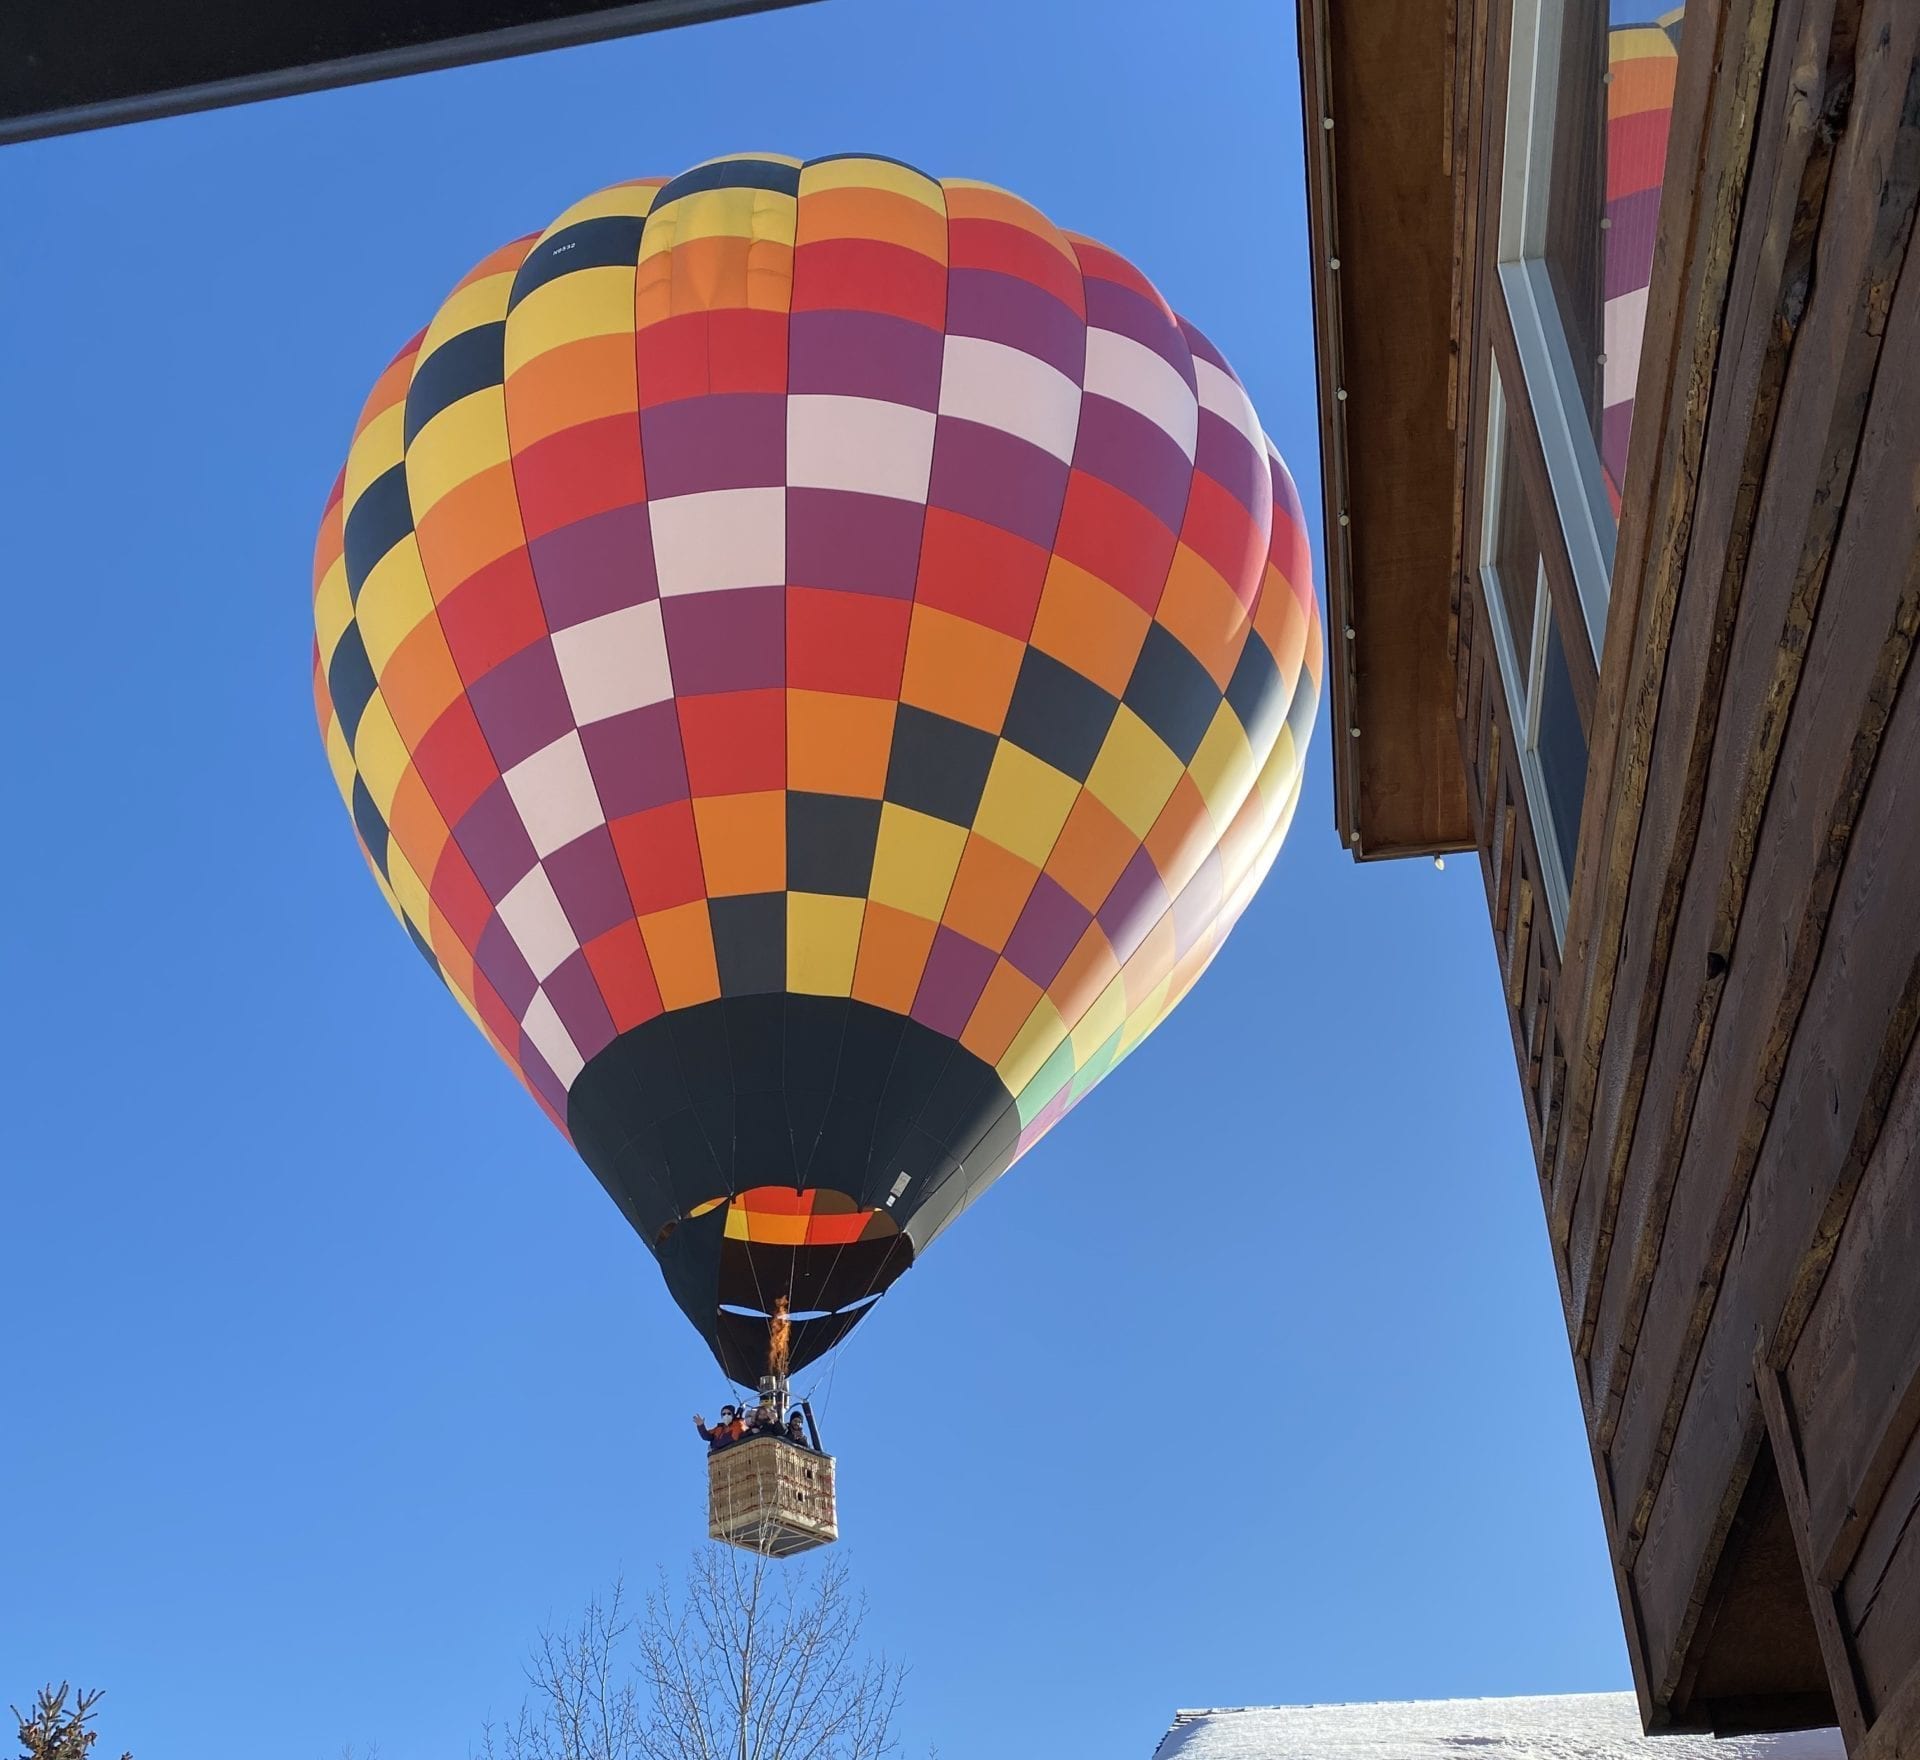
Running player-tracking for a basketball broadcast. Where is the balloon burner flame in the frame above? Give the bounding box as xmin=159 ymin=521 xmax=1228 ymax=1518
xmin=761 ymin=1297 xmax=792 ymax=1420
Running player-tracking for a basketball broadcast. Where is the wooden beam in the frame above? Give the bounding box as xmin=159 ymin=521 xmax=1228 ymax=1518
xmin=1791 ymin=1035 xmax=1920 ymax=1590
xmin=1756 ymin=1359 xmax=1871 ymax=1746
xmin=1300 ymin=0 xmax=1476 ymax=859
xmin=1858 ymin=1656 xmax=1920 ymax=1760
xmin=1596 ymin=1409 xmax=1664 ymax=1729
xmin=1821 ymin=1320 xmax=1920 ymax=1596
xmin=1644 ymin=1402 xmax=1770 ymax=1711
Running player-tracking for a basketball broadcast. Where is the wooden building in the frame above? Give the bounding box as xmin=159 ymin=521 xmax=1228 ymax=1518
xmin=1297 ymin=0 xmax=1920 ymax=1749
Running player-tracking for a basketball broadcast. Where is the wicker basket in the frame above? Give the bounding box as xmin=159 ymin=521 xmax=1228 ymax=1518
xmin=707 ymin=1436 xmax=839 ymax=1558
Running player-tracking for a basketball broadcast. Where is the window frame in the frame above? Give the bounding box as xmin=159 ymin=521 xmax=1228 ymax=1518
xmin=1495 ymin=0 xmax=1616 ymax=662
xmin=1480 ymin=371 xmax=1579 ymax=943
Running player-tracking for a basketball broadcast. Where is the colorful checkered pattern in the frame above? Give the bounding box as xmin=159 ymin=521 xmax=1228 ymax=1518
xmin=1603 ymin=7 xmax=1683 ymax=508
xmin=314 ymin=151 xmax=1320 ymax=1220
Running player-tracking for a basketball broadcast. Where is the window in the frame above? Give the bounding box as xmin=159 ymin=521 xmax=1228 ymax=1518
xmin=1482 ymin=373 xmax=1589 ymax=940
xmin=1497 ymin=0 xmax=1683 ymax=641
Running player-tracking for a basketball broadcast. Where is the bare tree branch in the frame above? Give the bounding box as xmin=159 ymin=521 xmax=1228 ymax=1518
xmin=481 ymin=1551 xmax=907 ymax=1760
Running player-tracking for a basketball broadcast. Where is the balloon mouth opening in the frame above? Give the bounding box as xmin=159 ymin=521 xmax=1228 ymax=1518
xmin=710 ymin=1243 xmax=908 ymax=1382
xmin=646 ymin=1176 xmax=917 ymax=1379
xmin=718 ymin=1289 xmax=885 ymax=1324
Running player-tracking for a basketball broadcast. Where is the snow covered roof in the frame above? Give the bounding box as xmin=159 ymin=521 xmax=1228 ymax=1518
xmin=1152 ymin=1693 xmax=1846 ymax=1759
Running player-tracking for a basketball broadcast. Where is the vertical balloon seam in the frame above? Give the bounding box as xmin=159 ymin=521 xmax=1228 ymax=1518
xmin=778 ymin=160 xmax=808 ymax=1322
xmin=656 ymin=181 xmax=749 ymax=1219
xmin=402 ymin=235 xmax=551 ymax=1122
xmin=499 ymin=180 xmax=663 ymax=1188
xmin=1058 ymin=237 xmax=1208 ymax=1139
xmin=1094 ymin=431 xmax=1301 ymax=1085
xmin=897 ymin=195 xmax=992 ymax=1239
xmin=795 ymin=156 xmax=944 ymax=1319
xmin=339 ymin=333 xmax=446 ymax=1008
xmin=783 ymin=158 xmax=842 ymax=1210
xmin=796 ymin=158 xmax=938 ymax=1268
xmin=1018 ymin=268 xmax=1188 ymax=1151
xmin=649 ymin=168 xmax=763 ymax=1223
xmin=964 ymin=226 xmax=1152 ymax=1209
xmin=819 ymin=158 xmax=972 ymax=1305
xmin=429 ymin=246 xmax=548 ymax=1100
xmin=933 ymin=179 xmax=1091 ymax=1233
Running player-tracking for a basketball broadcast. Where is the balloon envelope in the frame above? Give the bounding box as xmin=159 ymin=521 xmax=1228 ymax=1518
xmin=313 ymin=153 xmax=1321 ymax=1384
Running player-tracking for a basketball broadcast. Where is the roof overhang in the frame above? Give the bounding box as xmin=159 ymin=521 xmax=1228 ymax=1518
xmin=2 ymin=0 xmax=819 ymax=145
xmin=1296 ymin=0 xmax=1475 ymax=859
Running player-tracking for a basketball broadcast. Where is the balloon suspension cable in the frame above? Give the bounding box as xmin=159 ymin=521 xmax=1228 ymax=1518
xmin=805 ymin=1223 xmax=899 ymax=1420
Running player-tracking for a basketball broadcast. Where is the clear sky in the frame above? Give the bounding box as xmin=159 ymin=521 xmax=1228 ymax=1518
xmin=0 ymin=2 xmax=1631 ymax=1754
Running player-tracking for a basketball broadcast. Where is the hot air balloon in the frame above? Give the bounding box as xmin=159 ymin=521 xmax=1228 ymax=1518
xmin=312 ymin=152 xmax=1321 ymax=1417
xmin=1602 ymin=9 xmax=1683 ymax=511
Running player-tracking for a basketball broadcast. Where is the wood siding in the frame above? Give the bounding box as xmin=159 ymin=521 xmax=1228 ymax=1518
xmin=1448 ymin=0 xmax=1920 ymax=1745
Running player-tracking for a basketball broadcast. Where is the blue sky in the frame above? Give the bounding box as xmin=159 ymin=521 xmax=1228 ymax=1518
xmin=0 ymin=2 xmax=1629 ymax=1754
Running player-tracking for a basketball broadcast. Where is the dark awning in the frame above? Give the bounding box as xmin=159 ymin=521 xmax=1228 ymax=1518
xmin=3 ymin=0 xmax=818 ymax=144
